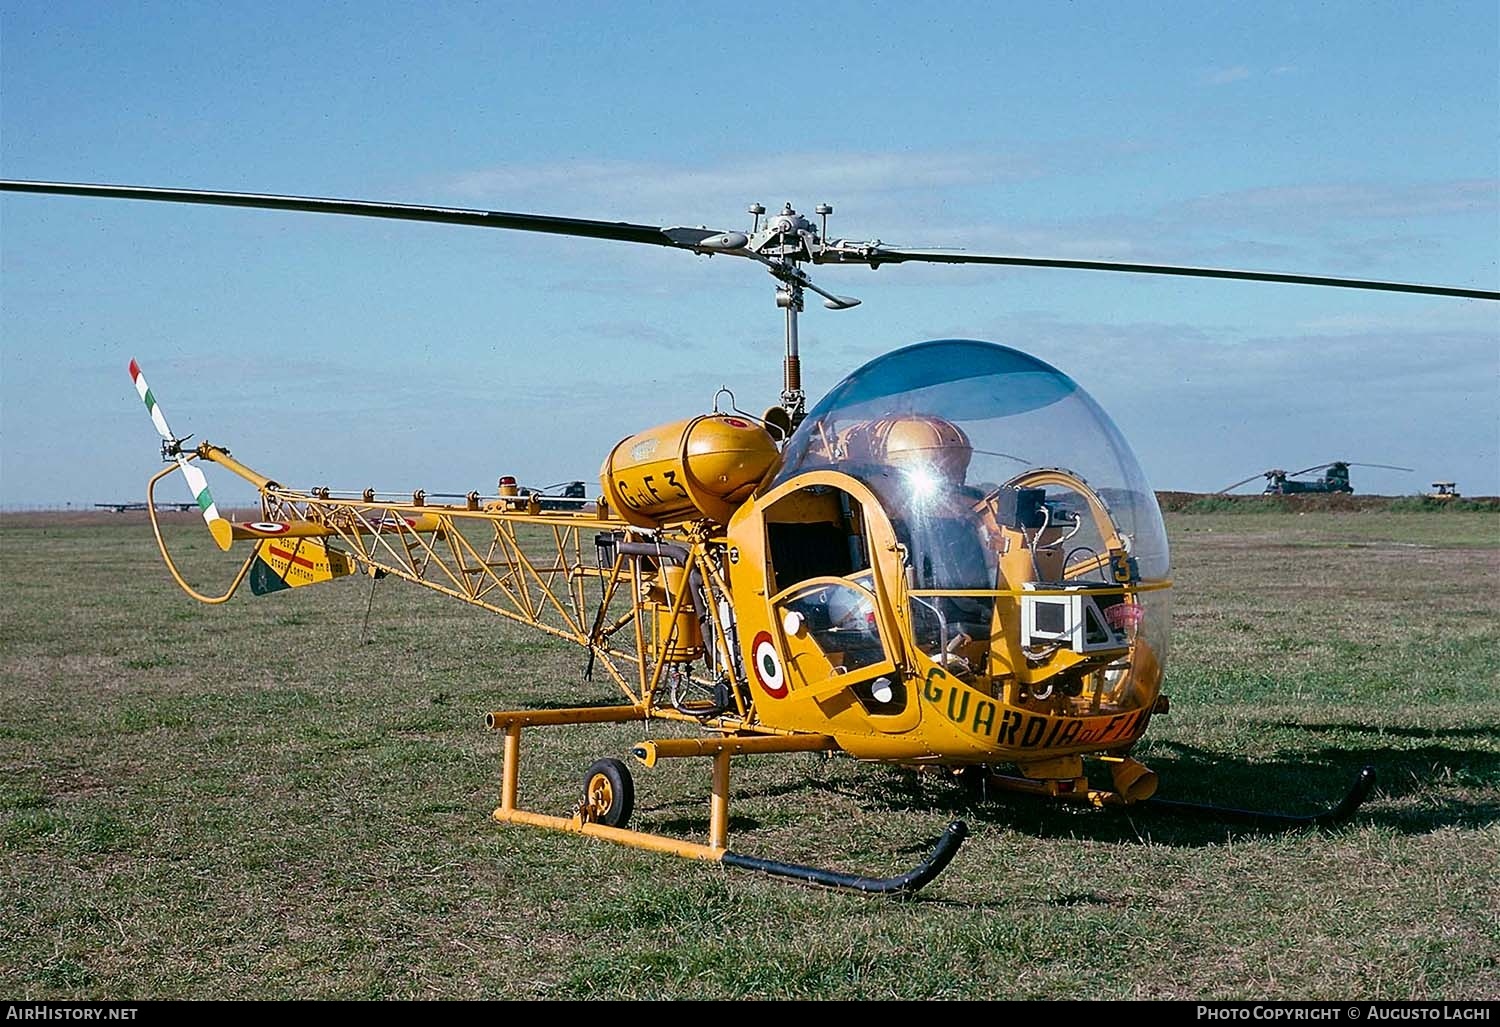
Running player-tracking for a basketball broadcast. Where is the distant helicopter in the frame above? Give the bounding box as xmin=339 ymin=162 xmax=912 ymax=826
xmin=3 ymin=178 xmax=1495 ymax=895
xmin=1218 ymin=460 xmax=1416 ymax=496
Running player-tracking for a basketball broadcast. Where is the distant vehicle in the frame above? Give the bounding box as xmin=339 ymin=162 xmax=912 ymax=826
xmin=514 ymin=479 xmax=592 ymax=511
xmin=1427 ymin=481 xmax=1461 ymax=500
xmin=1218 ymin=460 xmax=1414 ymax=496
xmin=96 ymin=501 xmax=199 ymax=513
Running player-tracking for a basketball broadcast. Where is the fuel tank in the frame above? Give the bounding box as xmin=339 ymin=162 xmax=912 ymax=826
xmin=600 ymin=414 xmax=779 ymax=527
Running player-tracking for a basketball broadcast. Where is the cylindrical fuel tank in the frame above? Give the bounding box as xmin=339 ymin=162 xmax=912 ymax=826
xmin=600 ymin=414 xmax=780 ymax=528
xmin=839 ymin=415 xmax=973 ymax=482
xmin=650 ymin=563 xmax=704 ymax=663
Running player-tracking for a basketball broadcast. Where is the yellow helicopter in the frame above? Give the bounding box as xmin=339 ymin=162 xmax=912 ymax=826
xmin=4 ymin=180 xmax=1496 ymax=894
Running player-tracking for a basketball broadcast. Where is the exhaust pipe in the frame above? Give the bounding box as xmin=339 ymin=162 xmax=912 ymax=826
xmin=1109 ymin=757 xmax=1159 ymax=802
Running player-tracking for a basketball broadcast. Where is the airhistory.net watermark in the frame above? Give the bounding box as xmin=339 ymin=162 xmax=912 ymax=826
xmin=5 ymin=1009 xmax=137 ymax=1021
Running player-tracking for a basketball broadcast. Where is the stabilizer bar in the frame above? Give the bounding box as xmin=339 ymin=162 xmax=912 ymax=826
xmin=720 ymin=820 xmax=969 ymax=895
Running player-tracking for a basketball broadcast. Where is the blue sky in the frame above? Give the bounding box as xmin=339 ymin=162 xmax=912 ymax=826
xmin=3 ymin=0 xmax=1497 ymax=508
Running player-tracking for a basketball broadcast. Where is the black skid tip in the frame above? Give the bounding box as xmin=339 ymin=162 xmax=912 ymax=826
xmin=722 ymin=818 xmax=969 ymax=896
xmin=1322 ymin=765 xmax=1377 ymax=826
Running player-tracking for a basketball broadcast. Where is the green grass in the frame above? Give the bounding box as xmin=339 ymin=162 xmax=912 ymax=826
xmin=1 ymin=511 xmax=1496 ymax=999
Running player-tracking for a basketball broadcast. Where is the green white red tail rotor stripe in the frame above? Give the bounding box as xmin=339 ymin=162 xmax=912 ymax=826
xmin=129 ymin=359 xmax=233 ymax=550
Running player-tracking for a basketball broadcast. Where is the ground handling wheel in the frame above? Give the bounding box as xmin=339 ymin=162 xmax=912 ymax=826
xmin=582 ymin=757 xmax=634 ymax=828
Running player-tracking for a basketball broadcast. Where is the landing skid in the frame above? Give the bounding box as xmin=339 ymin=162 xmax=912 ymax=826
xmin=982 ymin=764 xmax=1378 ymax=828
xmin=722 ymin=821 xmax=968 ymax=895
xmin=1135 ymin=765 xmax=1377 ymax=828
xmin=486 ymin=704 xmax=969 ymax=897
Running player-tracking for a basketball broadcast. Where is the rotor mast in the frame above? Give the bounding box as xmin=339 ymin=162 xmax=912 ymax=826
xmin=777 ymin=278 xmax=804 ymax=423
xmin=738 ymin=201 xmax=860 ymax=431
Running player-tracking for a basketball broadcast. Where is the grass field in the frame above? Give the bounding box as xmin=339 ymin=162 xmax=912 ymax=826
xmin=2 ymin=508 xmax=1496 ymax=1000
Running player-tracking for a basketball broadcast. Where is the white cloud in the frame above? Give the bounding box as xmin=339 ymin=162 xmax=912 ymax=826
xmin=1207 ymin=66 xmax=1252 ymax=85
xmin=438 ymin=151 xmax=1039 ymax=226
xmin=1178 ymin=180 xmax=1499 ymax=223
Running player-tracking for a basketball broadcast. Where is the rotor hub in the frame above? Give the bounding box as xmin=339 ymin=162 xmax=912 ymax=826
xmin=768 ymin=203 xmax=814 ymax=236
xmin=751 ymin=203 xmax=820 ymax=261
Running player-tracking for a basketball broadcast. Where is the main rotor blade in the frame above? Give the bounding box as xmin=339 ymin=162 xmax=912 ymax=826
xmin=10 ymin=180 xmax=1495 ymax=299
xmin=820 ymin=245 xmax=1500 ymax=301
xmin=1285 ymin=462 xmax=1336 ymax=479
xmin=1285 ymin=461 xmax=1414 ymax=479
xmin=0 ymin=180 xmax=726 ymax=250
xmin=1217 ymin=471 xmax=1274 ymax=494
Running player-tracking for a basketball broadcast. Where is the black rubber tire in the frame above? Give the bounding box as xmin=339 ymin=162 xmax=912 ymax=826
xmin=582 ymin=757 xmax=634 ymax=828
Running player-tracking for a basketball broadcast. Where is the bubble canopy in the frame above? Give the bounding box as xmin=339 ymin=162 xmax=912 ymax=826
xmin=774 ymin=339 xmax=1170 ymax=582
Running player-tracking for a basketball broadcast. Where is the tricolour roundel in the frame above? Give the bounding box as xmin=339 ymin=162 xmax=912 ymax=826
xmin=248 ymin=521 xmax=289 ymax=534
xmin=750 ymin=631 xmax=787 ymax=699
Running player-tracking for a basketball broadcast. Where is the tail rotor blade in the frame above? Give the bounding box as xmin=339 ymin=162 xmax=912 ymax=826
xmin=129 ymin=358 xmax=175 ymax=439
xmin=172 ymin=452 xmax=213 ymax=512
xmin=129 ymin=359 xmax=233 ymax=550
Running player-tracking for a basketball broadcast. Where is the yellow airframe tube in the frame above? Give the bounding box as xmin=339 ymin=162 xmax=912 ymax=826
xmin=630 ymin=733 xmax=837 ymax=768
xmin=478 ymin=704 xmax=966 ymax=888
xmin=196 ymin=442 xmax=447 ymax=538
xmin=501 ymin=724 xmax=520 ymax=813
xmin=482 ymin=702 xmax=730 ymax=860
xmin=711 ymin=750 xmax=730 ymax=850
xmin=486 ymin=706 xmax=647 ymax=812
xmin=484 ymin=705 xmax=647 ymax=730
xmin=229 ymin=520 xmax=340 ymax=541
xmin=196 ymin=441 xmax=273 ymax=489
xmin=491 ymin=808 xmax=725 ymax=861
xmin=227 ymin=513 xmax=448 ymax=541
